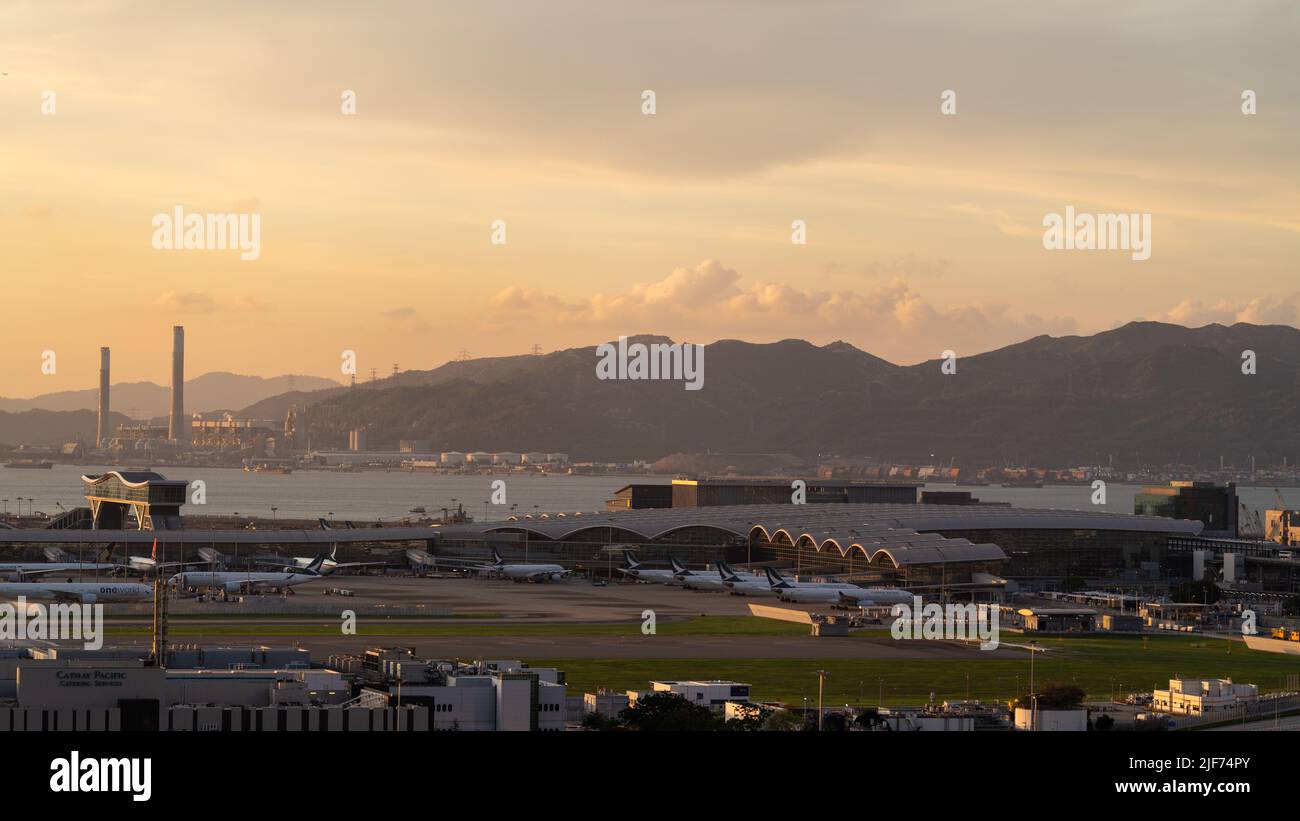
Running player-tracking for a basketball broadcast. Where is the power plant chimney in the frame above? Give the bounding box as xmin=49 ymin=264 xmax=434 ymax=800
xmin=96 ymin=347 xmax=110 ymax=448
xmin=168 ymin=325 xmax=188 ymax=443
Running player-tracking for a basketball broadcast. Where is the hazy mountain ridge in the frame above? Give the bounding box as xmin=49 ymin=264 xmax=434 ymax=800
xmin=268 ymin=322 xmax=1300 ymax=465
xmin=0 ymin=373 xmax=342 ymax=418
xmin=0 ymin=409 xmax=133 ymax=449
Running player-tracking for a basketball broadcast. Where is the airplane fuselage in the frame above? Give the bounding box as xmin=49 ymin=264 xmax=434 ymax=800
xmin=0 ymin=582 xmax=152 ymax=604
xmin=0 ymin=563 xmax=118 ymax=581
xmin=497 ymin=564 xmax=566 ymax=581
xmin=171 ymin=569 xmax=320 ymax=592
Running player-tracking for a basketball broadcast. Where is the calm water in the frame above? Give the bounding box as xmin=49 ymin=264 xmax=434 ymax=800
xmin=0 ymin=465 xmax=1290 ymax=523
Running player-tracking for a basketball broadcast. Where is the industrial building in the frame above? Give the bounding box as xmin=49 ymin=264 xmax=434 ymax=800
xmin=1265 ymin=509 xmax=1300 ymax=545
xmin=635 ymin=680 xmax=752 ymax=708
xmin=330 ymin=652 xmax=568 ymax=731
xmin=1134 ymin=481 xmax=1238 ymax=535
xmin=669 ymin=478 xmax=921 ymax=507
xmin=0 ymin=645 xmax=572 ymax=732
xmin=1152 ymin=678 xmax=1259 ymax=717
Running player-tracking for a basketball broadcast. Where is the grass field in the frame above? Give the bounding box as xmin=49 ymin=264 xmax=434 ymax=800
xmin=532 ymin=633 xmax=1300 ymax=706
xmin=104 ymin=615 xmax=809 ymax=638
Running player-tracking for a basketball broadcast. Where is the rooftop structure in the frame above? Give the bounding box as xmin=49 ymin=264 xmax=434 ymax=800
xmin=81 ymin=470 xmax=190 ymax=530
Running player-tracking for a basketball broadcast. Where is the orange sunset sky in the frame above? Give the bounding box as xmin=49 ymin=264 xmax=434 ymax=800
xmin=2 ymin=0 xmax=1298 ymax=397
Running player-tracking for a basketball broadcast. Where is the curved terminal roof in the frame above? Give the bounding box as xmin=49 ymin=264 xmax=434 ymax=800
xmin=434 ymin=502 xmax=1204 ymax=567
xmin=0 ymin=526 xmax=439 ymax=546
xmin=81 ymin=470 xmax=185 ymax=487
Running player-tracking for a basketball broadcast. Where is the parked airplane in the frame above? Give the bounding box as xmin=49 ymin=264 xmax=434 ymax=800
xmin=318 ymin=519 xmax=358 ymax=530
xmin=169 ymin=555 xmax=327 ymax=595
xmin=717 ymin=561 xmax=777 ymax=596
xmin=0 ymin=545 xmax=119 ymax=581
xmin=263 ymin=543 xmax=388 ymax=575
xmin=484 ymin=547 xmax=567 ymax=582
xmin=836 ymin=588 xmax=915 ymax=607
xmin=124 ymin=538 xmax=211 ymax=575
xmin=680 ymin=564 xmax=732 ymax=591
xmin=666 ymin=556 xmax=707 ymax=585
xmin=197 ymin=547 xmax=230 ymax=568
xmin=617 ymin=551 xmax=681 ymax=583
xmin=0 ymin=581 xmax=152 ymax=604
xmin=404 ymin=548 xmax=436 ymax=570
xmin=763 ymin=567 xmax=860 ymax=591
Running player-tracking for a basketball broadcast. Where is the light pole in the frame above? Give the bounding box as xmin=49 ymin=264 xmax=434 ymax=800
xmin=815 ymin=669 xmax=829 ymax=731
xmin=1029 ymin=639 xmax=1039 ymax=731
xmin=271 ymin=506 xmax=277 ymax=521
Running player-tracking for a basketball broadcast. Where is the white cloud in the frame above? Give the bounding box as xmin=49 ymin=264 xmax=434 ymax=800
xmin=488 ymin=260 xmax=1077 ymax=363
xmin=1157 ymin=295 xmax=1300 ymax=327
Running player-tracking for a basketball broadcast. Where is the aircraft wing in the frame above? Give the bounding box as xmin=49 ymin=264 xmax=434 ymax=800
xmin=11 ymin=566 xmax=76 ymax=579
xmin=417 ymin=556 xmax=496 ymax=571
xmin=0 ymin=587 xmax=79 ymax=604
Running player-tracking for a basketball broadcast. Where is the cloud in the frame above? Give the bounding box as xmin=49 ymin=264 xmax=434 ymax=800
xmin=948 ymin=203 xmax=1034 ymax=237
xmin=154 ymin=291 xmax=270 ymax=315
xmin=156 ymin=291 xmax=217 ymax=314
xmin=1156 ymin=295 xmax=1300 ymax=327
xmin=488 ymin=260 xmax=1077 ymax=363
xmin=381 ymin=306 xmax=430 ymax=330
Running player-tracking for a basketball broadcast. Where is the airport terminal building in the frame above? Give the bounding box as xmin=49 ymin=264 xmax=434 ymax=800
xmin=439 ymin=502 xmax=1204 ymax=593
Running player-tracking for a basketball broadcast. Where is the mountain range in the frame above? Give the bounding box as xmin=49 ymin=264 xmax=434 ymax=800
xmin=0 ymin=373 xmax=342 ymax=419
xmin=237 ymin=322 xmax=1300 ymax=467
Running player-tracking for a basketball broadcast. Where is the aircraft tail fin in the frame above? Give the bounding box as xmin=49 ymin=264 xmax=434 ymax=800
xmin=622 ymin=549 xmax=641 ymax=569
xmin=491 ymin=547 xmax=504 ymax=566
xmin=764 ymin=566 xmax=788 ymax=587
xmin=304 ymin=554 xmax=327 ymax=574
xmin=717 ymin=560 xmax=741 ymax=580
xmin=669 ymin=556 xmax=688 ymax=575
xmin=318 ymin=518 xmax=331 ymax=531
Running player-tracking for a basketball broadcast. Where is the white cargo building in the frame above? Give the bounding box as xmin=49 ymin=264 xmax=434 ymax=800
xmin=1152 ymin=678 xmax=1259 ymax=716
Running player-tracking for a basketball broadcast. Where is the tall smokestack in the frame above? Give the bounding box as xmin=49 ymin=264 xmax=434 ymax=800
xmin=96 ymin=347 xmax=110 ymax=447
xmin=169 ymin=326 xmax=187 ymax=442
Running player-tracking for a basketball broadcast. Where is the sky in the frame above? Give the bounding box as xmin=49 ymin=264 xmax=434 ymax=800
xmin=1 ymin=0 xmax=1298 ymax=397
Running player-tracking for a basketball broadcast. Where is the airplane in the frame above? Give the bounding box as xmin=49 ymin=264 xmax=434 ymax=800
xmin=617 ymin=551 xmax=682 ymax=583
xmin=482 ymin=547 xmax=568 ymax=582
xmin=0 ymin=581 xmax=152 ymax=604
xmin=680 ymin=564 xmax=732 ymax=591
xmin=318 ymin=518 xmax=358 ymax=530
xmin=716 ymin=561 xmax=777 ymax=596
xmin=773 ymin=581 xmax=915 ymax=605
xmin=197 ymin=547 xmax=230 ymax=568
xmin=763 ymin=567 xmax=861 ymax=591
xmin=169 ymin=555 xmax=328 ymax=595
xmin=0 ymin=544 xmax=120 ymax=581
xmin=404 ymin=548 xmax=437 ymax=570
xmin=665 ymin=556 xmax=708 ymax=585
xmin=836 ymin=587 xmax=916 ymax=607
xmin=261 ymin=543 xmax=389 ymax=576
xmin=124 ymin=542 xmax=207 ymax=575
